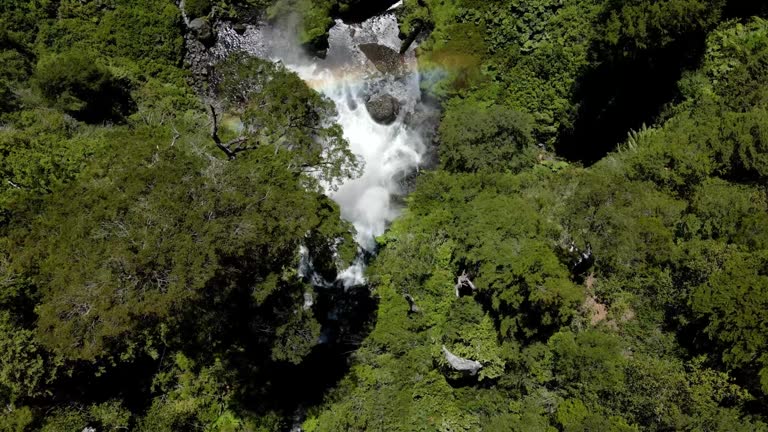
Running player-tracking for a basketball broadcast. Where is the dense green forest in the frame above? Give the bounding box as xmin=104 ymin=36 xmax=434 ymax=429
xmin=1 ymin=0 xmax=768 ymax=430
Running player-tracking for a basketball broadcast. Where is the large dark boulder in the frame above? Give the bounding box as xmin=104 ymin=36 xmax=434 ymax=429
xmin=189 ymin=18 xmax=215 ymax=45
xmin=365 ymin=93 xmax=400 ymax=125
xmin=359 ymin=43 xmax=403 ymax=75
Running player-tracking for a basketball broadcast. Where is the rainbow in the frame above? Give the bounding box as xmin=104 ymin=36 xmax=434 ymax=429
xmin=296 ymin=49 xmax=481 ymax=95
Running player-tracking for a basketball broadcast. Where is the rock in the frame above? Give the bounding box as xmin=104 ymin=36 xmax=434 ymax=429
xmin=442 ymin=345 xmax=483 ymax=376
xmin=233 ymin=23 xmax=247 ymax=35
xmin=403 ymin=100 xmax=440 ymax=169
xmin=358 ymin=43 xmax=403 ymax=75
xmin=189 ymin=18 xmax=214 ymax=45
xmin=365 ymin=93 xmax=400 ymax=125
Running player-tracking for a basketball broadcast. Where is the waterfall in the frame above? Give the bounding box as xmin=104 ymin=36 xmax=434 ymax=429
xmin=214 ymin=12 xmax=430 ymax=286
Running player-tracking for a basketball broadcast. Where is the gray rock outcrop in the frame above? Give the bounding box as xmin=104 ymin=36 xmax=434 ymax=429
xmin=358 ymin=43 xmax=403 ymax=75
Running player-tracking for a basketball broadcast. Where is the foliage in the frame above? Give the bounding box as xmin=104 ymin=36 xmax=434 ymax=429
xmin=40 ymin=401 xmax=131 ymax=432
xmin=185 ymin=0 xmax=212 ymax=18
xmin=438 ymin=102 xmax=534 ymax=174
xmin=0 ymin=312 xmax=50 ymax=404
xmin=2 ymin=0 xmax=768 ymax=430
xmin=692 ymin=251 xmax=768 ymax=392
xmin=216 ymin=54 xmax=361 ymax=189
xmin=33 ymin=50 xmax=133 ymax=122
xmin=550 ymin=330 xmax=625 ymax=395
xmin=0 ymin=2 xmax=360 ymax=428
xmin=599 ymin=0 xmax=725 ymax=55
xmin=13 ymin=122 xmax=351 ymax=363
xmin=138 ymin=354 xmax=237 ymax=431
xmin=267 ymin=0 xmax=335 ymax=48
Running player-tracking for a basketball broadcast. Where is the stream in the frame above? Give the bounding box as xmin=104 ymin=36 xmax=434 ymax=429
xmin=208 ymin=7 xmax=435 ymax=427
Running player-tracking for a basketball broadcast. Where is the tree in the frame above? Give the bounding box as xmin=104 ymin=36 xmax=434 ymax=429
xmin=214 ymin=54 xmax=361 ymax=189
xmin=13 ymin=123 xmax=353 ymax=362
xmin=0 ymin=312 xmax=50 ymax=404
xmin=32 ymin=50 xmax=133 ymax=123
xmin=550 ymin=330 xmax=625 ymax=395
xmin=0 ymin=109 xmax=97 ymax=226
xmin=599 ymin=0 xmax=725 ymax=56
xmin=40 ymin=401 xmax=131 ymax=432
xmin=691 ymin=250 xmax=768 ymax=394
xmin=0 ymin=82 xmax=17 ymax=115
xmin=690 ymin=178 xmax=768 ymax=250
xmin=438 ymin=103 xmax=534 ymax=174
xmin=138 ymin=354 xmax=238 ymax=431
xmin=184 ymin=0 xmax=211 ymax=18
xmin=556 ymin=398 xmax=636 ymax=432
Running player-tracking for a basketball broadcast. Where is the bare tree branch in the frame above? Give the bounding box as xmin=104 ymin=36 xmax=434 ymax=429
xmin=210 ymin=104 xmax=236 ymax=160
xmin=454 ymin=270 xmax=477 ymax=298
xmin=404 ymin=294 xmax=421 ymax=314
xmin=442 ymin=345 xmax=482 ymax=375
xmin=170 ymin=125 xmax=180 ymax=147
xmin=209 ymin=104 xmax=258 ymax=160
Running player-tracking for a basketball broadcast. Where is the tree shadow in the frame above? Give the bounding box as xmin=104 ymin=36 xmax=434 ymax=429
xmin=724 ymin=0 xmax=768 ymax=20
xmin=75 ymin=77 xmax=136 ymax=125
xmin=228 ymin=281 xmax=378 ymax=423
xmin=555 ymin=32 xmax=709 ymax=164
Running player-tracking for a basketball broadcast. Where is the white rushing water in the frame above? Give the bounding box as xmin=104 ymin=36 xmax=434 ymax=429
xmin=215 ymin=12 xmax=429 ymax=285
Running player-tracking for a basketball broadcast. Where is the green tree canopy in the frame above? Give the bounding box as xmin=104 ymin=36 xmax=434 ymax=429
xmin=215 ymin=54 xmax=361 ymax=189
xmin=33 ymin=50 xmax=133 ymax=123
xmin=438 ymin=103 xmax=534 ymax=174
xmin=692 ymin=250 xmax=768 ymax=393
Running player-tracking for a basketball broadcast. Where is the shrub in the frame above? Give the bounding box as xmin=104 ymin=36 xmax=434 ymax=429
xmin=33 ymin=50 xmax=133 ymax=123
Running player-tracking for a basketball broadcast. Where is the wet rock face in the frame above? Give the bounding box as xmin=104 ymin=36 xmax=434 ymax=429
xmin=358 ymin=43 xmax=403 ymax=75
xmin=365 ymin=93 xmax=400 ymax=124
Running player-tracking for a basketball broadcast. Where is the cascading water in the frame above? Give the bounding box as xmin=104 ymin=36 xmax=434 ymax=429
xmin=214 ymin=10 xmax=430 ymax=286
xmin=207 ymin=10 xmax=432 ymax=429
